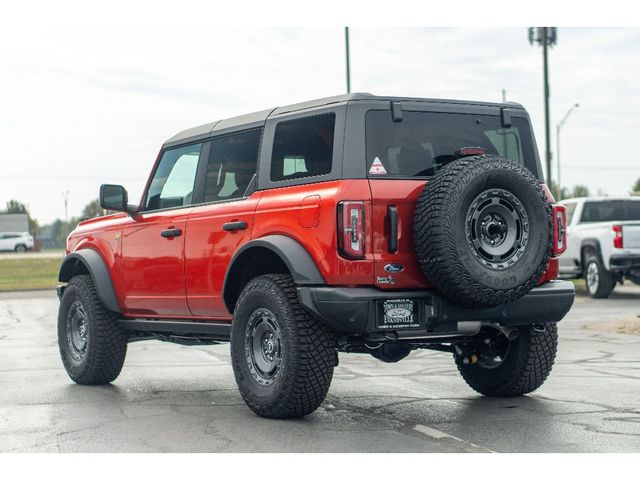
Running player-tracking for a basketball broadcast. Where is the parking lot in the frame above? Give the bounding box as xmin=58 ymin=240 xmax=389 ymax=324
xmin=1 ymin=284 xmax=638 ymax=453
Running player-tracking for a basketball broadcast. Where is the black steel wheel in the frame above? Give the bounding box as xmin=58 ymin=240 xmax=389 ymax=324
xmin=66 ymin=300 xmax=89 ymax=362
xmin=466 ymin=188 xmax=529 ymax=270
xmin=414 ymin=155 xmax=552 ymax=306
xmin=230 ymin=274 xmax=336 ymax=419
xmin=244 ymin=308 xmax=284 ymax=386
xmin=58 ymin=275 xmax=127 ymax=385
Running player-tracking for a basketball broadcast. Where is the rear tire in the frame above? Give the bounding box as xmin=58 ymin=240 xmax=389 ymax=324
xmin=230 ymin=274 xmax=335 ymax=419
xmin=584 ymin=253 xmax=615 ymax=299
xmin=58 ymin=275 xmax=127 ymax=385
xmin=455 ymin=324 xmax=558 ymax=397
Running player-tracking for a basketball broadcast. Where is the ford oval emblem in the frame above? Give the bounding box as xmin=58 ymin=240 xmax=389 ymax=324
xmin=384 ymin=263 xmax=404 ymax=273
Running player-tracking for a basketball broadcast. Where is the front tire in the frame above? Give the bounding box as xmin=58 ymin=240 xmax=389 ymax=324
xmin=455 ymin=324 xmax=558 ymax=397
xmin=14 ymin=244 xmax=27 ymax=253
xmin=230 ymin=274 xmax=336 ymax=419
xmin=585 ymin=253 xmax=615 ymax=299
xmin=58 ymin=275 xmax=127 ymax=385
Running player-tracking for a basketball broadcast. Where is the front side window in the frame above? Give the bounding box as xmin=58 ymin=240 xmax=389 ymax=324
xmin=202 ymin=129 xmax=261 ymax=203
xmin=271 ymin=113 xmax=335 ymax=182
xmin=365 ymin=110 xmax=538 ymax=178
xmin=145 ymin=143 xmax=202 ymax=211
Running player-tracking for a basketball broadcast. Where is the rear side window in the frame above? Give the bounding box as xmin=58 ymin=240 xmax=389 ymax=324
xmin=271 ymin=113 xmax=335 ymax=182
xmin=365 ymin=110 xmax=538 ymax=178
xmin=580 ymin=201 xmax=640 ymax=223
xmin=202 ymin=129 xmax=261 ymax=203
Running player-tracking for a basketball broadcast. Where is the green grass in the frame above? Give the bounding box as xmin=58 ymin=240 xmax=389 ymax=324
xmin=0 ymin=257 xmax=60 ymax=291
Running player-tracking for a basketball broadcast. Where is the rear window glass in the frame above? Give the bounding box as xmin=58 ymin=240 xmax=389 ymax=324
xmin=271 ymin=113 xmax=335 ymax=182
xmin=365 ymin=110 xmax=538 ymax=177
xmin=580 ymin=201 xmax=640 ymax=223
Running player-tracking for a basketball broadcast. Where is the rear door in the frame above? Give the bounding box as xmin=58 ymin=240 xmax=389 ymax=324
xmin=120 ymin=143 xmax=202 ymax=316
xmin=364 ymin=106 xmax=541 ymax=290
xmin=184 ymin=129 xmax=262 ymax=317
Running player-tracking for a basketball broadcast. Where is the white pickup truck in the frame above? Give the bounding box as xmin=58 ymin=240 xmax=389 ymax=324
xmin=559 ymin=196 xmax=640 ymax=298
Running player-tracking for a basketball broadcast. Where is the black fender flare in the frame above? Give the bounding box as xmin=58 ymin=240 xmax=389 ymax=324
xmin=222 ymin=235 xmax=325 ymax=312
xmin=58 ymin=249 xmax=122 ymax=313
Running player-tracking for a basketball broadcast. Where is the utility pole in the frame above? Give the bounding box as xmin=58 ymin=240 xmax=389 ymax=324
xmin=529 ymin=27 xmax=557 ymax=187
xmin=345 ymin=27 xmax=351 ymax=93
xmin=556 ymin=103 xmax=580 ymax=200
xmin=62 ymin=190 xmax=69 ymax=224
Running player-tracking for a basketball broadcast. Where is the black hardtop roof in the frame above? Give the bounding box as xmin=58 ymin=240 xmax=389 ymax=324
xmin=164 ymin=92 xmax=525 ymax=148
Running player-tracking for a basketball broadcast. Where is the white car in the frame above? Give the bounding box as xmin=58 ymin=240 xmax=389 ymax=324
xmin=559 ymin=196 xmax=640 ymax=298
xmin=0 ymin=232 xmax=34 ymax=252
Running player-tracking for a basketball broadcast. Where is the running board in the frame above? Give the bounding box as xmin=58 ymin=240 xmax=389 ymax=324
xmin=119 ymin=319 xmax=231 ymax=339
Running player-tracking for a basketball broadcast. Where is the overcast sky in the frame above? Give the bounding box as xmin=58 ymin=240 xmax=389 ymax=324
xmin=1 ymin=26 xmax=639 ymax=224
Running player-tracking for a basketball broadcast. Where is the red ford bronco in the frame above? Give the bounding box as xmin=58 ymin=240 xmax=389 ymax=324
xmin=57 ymin=94 xmax=574 ymax=418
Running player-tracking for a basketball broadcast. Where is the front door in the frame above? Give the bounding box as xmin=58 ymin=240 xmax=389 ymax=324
xmin=120 ymin=143 xmax=202 ymax=316
xmin=185 ymin=129 xmax=262 ymax=317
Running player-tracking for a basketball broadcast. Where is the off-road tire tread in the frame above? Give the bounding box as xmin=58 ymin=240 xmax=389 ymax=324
xmin=455 ymin=324 xmax=558 ymax=396
xmin=413 ymin=155 xmax=552 ymax=306
xmin=58 ymin=275 xmax=127 ymax=385
xmin=231 ymin=274 xmax=335 ymax=419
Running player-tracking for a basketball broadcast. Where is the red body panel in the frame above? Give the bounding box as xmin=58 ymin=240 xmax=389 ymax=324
xmin=368 ymin=179 xmax=431 ymax=290
xmin=184 ymin=193 xmax=262 ymax=318
xmin=120 ymin=209 xmax=193 ymax=316
xmin=251 ymin=180 xmax=374 ymax=287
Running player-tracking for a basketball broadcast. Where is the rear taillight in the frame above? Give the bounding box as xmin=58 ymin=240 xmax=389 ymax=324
xmin=552 ymin=204 xmax=567 ymax=256
xmin=337 ymin=201 xmax=365 ymax=259
xmin=613 ymin=224 xmax=623 ymax=249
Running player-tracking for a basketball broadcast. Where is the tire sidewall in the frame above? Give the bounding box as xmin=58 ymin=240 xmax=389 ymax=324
xmin=58 ymin=281 xmax=96 ymax=380
xmin=452 ymin=162 xmax=550 ymax=291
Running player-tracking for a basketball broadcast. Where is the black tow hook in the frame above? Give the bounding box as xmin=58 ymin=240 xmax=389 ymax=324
xmin=532 ymin=324 xmax=546 ymax=333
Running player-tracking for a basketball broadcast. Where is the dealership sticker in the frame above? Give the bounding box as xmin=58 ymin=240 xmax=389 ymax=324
xmin=369 ymin=157 xmax=387 ymax=175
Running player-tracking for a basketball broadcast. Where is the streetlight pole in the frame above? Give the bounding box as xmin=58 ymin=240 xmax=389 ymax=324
xmin=529 ymin=27 xmax=557 ymax=187
xmin=345 ymin=27 xmax=351 ymax=93
xmin=556 ymin=103 xmax=579 ymax=200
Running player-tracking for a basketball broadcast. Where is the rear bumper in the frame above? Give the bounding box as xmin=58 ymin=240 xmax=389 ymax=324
xmin=609 ymin=254 xmax=640 ymax=273
xmin=297 ymin=280 xmax=575 ymax=335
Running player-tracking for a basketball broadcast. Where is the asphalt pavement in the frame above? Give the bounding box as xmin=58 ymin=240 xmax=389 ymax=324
xmin=1 ymin=284 xmax=639 ymax=452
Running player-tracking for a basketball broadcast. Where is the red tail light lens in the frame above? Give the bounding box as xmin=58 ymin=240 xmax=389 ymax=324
xmin=613 ymin=224 xmax=623 ymax=249
xmin=337 ymin=201 xmax=365 ymax=259
xmin=552 ymin=204 xmax=567 ymax=256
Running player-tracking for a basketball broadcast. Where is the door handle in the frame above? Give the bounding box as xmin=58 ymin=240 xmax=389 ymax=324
xmin=160 ymin=228 xmax=182 ymax=238
xmin=223 ymin=221 xmax=248 ymax=232
xmin=388 ymin=206 xmax=398 ymax=253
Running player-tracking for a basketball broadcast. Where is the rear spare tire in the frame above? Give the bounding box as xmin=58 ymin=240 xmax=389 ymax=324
xmin=413 ymin=155 xmax=552 ymax=306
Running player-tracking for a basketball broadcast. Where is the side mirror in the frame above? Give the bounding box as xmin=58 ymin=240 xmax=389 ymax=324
xmin=100 ymin=184 xmax=128 ymax=212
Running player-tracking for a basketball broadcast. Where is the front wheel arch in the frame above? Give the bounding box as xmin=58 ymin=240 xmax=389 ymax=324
xmin=59 ymin=249 xmax=121 ymax=314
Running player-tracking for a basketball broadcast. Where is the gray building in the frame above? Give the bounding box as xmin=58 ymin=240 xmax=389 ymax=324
xmin=0 ymin=213 xmax=29 ymax=233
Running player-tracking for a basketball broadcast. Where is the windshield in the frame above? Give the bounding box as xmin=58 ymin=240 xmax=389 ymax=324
xmin=365 ymin=110 xmax=539 ymax=178
xmin=580 ymin=201 xmax=640 ymax=223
